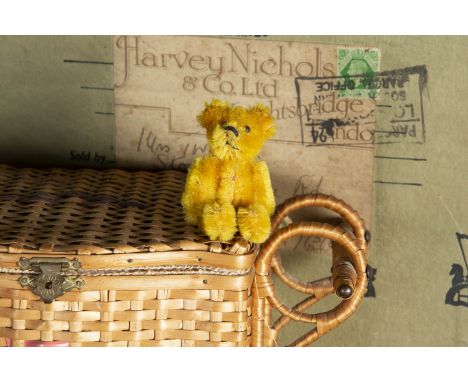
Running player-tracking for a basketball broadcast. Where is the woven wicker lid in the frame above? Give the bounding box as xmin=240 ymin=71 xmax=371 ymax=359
xmin=0 ymin=165 xmax=254 ymax=255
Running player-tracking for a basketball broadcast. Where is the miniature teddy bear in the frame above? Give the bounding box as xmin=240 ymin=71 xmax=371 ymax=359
xmin=181 ymin=99 xmax=276 ymax=243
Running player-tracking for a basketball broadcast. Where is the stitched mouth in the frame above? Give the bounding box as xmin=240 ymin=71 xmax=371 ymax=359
xmin=226 ymin=141 xmax=239 ymax=150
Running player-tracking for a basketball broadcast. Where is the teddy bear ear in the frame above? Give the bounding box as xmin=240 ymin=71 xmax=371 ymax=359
xmin=249 ymin=102 xmax=273 ymax=119
xmin=253 ymin=102 xmax=271 ymax=114
xmin=249 ymin=103 xmax=276 ymax=139
xmin=197 ymin=99 xmax=230 ymax=131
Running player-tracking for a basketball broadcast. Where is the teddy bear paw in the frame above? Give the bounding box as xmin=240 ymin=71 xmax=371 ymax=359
xmin=201 ymin=202 xmax=237 ymax=242
xmin=237 ymin=205 xmax=271 ymax=243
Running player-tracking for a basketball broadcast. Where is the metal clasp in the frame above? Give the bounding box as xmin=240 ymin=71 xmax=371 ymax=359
xmin=17 ymin=257 xmax=85 ymax=304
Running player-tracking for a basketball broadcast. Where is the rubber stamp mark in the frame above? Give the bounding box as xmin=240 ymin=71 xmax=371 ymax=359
xmin=306 ymin=118 xmax=353 ymax=144
xmin=374 ymin=66 xmax=427 ymax=144
xmin=445 ymin=232 xmax=468 ymax=308
xmin=295 ymin=65 xmax=428 ymax=149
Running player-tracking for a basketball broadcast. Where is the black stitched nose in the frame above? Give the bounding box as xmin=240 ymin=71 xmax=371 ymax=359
xmin=224 ymin=125 xmax=239 ymax=137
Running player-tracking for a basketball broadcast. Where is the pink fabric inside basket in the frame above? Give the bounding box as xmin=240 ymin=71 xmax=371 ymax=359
xmin=5 ymin=338 xmax=69 ymax=347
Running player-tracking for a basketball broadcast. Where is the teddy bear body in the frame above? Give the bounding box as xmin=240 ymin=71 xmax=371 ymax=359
xmin=182 ymin=100 xmax=276 ymax=243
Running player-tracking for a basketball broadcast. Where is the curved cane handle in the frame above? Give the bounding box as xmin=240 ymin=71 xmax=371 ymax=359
xmin=269 ymin=194 xmax=369 ymax=299
xmin=256 ymin=221 xmax=366 ymax=318
xmin=271 ymin=194 xmax=368 ymax=258
xmin=270 ymin=240 xmax=358 ymax=300
xmin=255 ymin=194 xmax=369 ymax=346
xmin=268 ymin=244 xmax=359 ymax=346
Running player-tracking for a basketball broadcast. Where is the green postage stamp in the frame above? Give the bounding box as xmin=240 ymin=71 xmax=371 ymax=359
xmin=337 ymin=47 xmax=380 ymax=99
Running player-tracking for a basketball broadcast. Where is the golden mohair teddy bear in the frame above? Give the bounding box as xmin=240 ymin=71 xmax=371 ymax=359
xmin=181 ymin=99 xmax=276 ymax=243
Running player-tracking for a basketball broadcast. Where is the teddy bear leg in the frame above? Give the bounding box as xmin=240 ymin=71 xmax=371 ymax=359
xmin=237 ymin=204 xmax=271 ymax=243
xmin=201 ymin=202 xmax=237 ymax=241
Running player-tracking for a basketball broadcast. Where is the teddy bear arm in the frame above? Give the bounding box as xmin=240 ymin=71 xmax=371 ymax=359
xmin=181 ymin=157 xmax=205 ymax=224
xmin=252 ymin=161 xmax=276 ymax=215
xmin=236 ymin=162 xmax=275 ymax=244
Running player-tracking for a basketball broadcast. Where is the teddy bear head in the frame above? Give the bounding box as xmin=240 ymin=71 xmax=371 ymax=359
xmin=197 ymin=99 xmax=276 ymax=161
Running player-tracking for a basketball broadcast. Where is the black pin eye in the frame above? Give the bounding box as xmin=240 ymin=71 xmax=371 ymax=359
xmin=245 ymin=126 xmax=251 ymax=133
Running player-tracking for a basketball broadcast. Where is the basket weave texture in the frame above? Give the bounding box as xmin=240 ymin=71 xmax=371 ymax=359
xmin=0 ymin=165 xmax=207 ymax=253
xmin=0 ymin=165 xmax=369 ymax=347
xmin=0 ymin=165 xmax=255 ymax=347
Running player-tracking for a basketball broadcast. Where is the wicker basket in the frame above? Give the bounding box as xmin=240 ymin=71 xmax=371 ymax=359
xmin=0 ymin=165 xmax=369 ymax=347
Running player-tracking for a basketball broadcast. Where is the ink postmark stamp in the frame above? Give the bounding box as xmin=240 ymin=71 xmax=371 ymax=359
xmin=337 ymin=47 xmax=380 ymax=99
xmin=295 ymin=65 xmax=427 ymax=148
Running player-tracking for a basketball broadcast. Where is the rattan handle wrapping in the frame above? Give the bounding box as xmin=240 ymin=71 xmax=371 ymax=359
xmin=332 ymin=243 xmax=358 ymax=299
xmin=253 ymin=194 xmax=369 ymax=346
xmin=270 ymin=193 xmax=367 ymax=252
